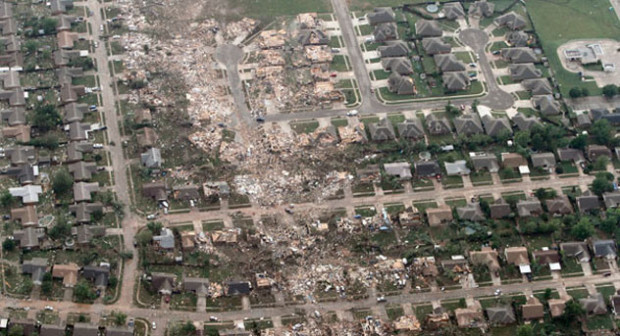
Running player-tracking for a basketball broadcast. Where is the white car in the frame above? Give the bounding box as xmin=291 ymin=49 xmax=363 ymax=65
xmin=346 ymin=110 xmax=358 ymax=117
xmin=44 ymin=306 xmax=54 ymax=311
xmin=151 ymin=322 xmax=156 ymax=330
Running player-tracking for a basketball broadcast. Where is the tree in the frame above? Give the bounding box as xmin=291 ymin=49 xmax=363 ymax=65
xmin=74 ymin=280 xmax=97 ymax=302
xmin=48 ymin=220 xmax=72 ymax=240
xmin=602 ymin=84 xmax=618 ymax=98
xmin=514 ymin=131 xmax=530 ymax=148
xmin=592 ymin=156 xmax=609 ymax=171
xmin=569 ymin=134 xmax=587 ymax=150
xmin=31 ymin=104 xmax=62 ymax=132
xmin=517 ymin=325 xmax=535 ymax=336
xmin=543 ymin=288 xmax=553 ymax=301
xmin=23 ymin=40 xmax=39 ymax=54
xmin=535 ymin=188 xmax=556 ymax=200
xmin=445 ymin=103 xmax=460 ymax=117
xmin=147 ymin=222 xmax=163 ymax=234
xmin=563 ymin=299 xmax=585 ymax=319
xmin=571 ymin=218 xmax=595 ymax=240
xmin=40 ymin=18 xmax=57 ymax=34
xmin=8 ymin=325 xmax=24 ymax=336
xmin=591 ymin=172 xmax=614 ymax=196
xmin=0 ymin=189 xmax=15 ymax=208
xmin=591 ymin=119 xmax=613 ymax=145
xmin=2 ymin=238 xmax=16 ymax=251
xmin=569 ymin=87 xmax=583 ymax=98
xmin=41 ymin=272 xmax=53 ymax=295
xmin=170 ymin=322 xmax=196 ymax=336
xmin=111 ymin=311 xmax=127 ymax=326
xmin=136 ymin=230 xmax=153 ymax=246
xmin=52 ymin=168 xmax=74 ymax=196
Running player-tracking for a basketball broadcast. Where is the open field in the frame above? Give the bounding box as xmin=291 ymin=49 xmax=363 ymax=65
xmin=526 ymin=0 xmax=620 ymax=96
xmin=227 ymin=0 xmax=331 ymax=21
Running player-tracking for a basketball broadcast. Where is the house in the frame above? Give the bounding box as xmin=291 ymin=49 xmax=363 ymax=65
xmin=442 ymin=2 xmax=465 ymax=20
xmin=50 ymin=0 xmax=74 ymax=14
xmin=590 ymin=108 xmax=609 ymax=121
xmin=69 ymin=202 xmax=103 ymax=223
xmin=398 ymin=207 xmax=422 ymax=226
xmin=548 ymin=298 xmax=568 ymax=317
xmin=219 ymin=330 xmax=251 ymax=336
xmin=603 ymin=192 xmax=620 ymax=209
xmin=140 ymin=147 xmax=162 ymax=169
xmin=63 ymin=102 xmax=89 ymax=123
xmin=601 ymin=112 xmax=620 ymax=125
xmin=521 ymin=78 xmax=552 ymax=95
xmin=68 ymin=161 xmax=97 ymax=181
xmin=387 ymin=73 xmax=415 ymax=95
xmin=456 ymin=203 xmax=485 ymax=221
xmin=153 ymin=228 xmax=175 ymax=250
xmin=52 ymin=263 xmax=79 ymax=287
xmin=469 ymin=247 xmax=500 ymax=271
xmin=576 ymin=113 xmax=592 ymax=128
xmin=506 ymin=31 xmax=529 ymax=47
xmin=455 ymin=302 xmax=485 ymax=328
xmin=415 ymin=20 xmax=442 ymax=38
xmin=546 ymin=196 xmax=573 ymax=215
xmin=414 ymin=160 xmax=441 ymax=178
xmin=22 ymin=257 xmax=48 ymax=285
xmin=369 ymin=118 xmax=396 ymax=141
xmin=137 ymin=128 xmax=158 ymax=148
xmin=532 ymin=95 xmax=561 ymax=115
xmin=373 ymin=23 xmax=398 ymax=42
xmin=82 ymin=265 xmax=110 ymax=287
xmin=531 ymin=152 xmax=556 ymax=169
xmin=57 ymin=30 xmax=78 ymax=49
xmin=0 ymin=88 xmax=26 ymax=107
xmin=73 ymin=323 xmax=99 ymax=336
xmin=66 ymin=141 xmax=94 ymax=163
xmin=40 ymin=324 xmax=66 ymax=336
xmin=561 ymin=242 xmax=590 ymax=262
xmin=426 ymin=206 xmax=453 ymax=226
xmin=580 ymin=293 xmax=607 ymax=315
xmin=9 ymin=185 xmax=43 ymax=204
xmin=142 ymin=182 xmax=168 ymax=201
xmin=482 ymin=115 xmax=512 ymax=137
xmin=105 ymin=327 xmax=134 ymax=336
xmin=226 ymin=281 xmax=252 ymax=296
xmin=381 ymin=57 xmax=413 ymax=75
xmin=522 ymin=297 xmax=544 ymax=320
xmin=183 ymin=277 xmax=210 ymax=295
xmin=557 ymin=148 xmax=585 ymax=164
xmin=383 ymin=162 xmax=412 ymax=179
xmin=501 ymin=152 xmax=526 ymax=168
xmin=443 ymin=72 xmax=470 ymax=91
xmin=378 ymin=41 xmax=409 ymax=58
xmin=576 ymin=191 xmax=601 ymax=213
xmin=612 ymin=295 xmax=620 ymax=316
xmin=489 ymin=199 xmax=512 ymax=219
xmin=10 ymin=205 xmax=38 ymax=227
xmin=445 ymin=160 xmax=471 ymax=176
xmin=504 ymin=246 xmax=529 ymax=266
xmin=367 ymin=7 xmax=395 ymax=26
xmin=1 ymin=106 xmax=26 ymax=126
xmin=501 ymin=48 xmax=538 ymax=63
xmin=56 ymin=14 xmax=76 ymax=32
xmin=73 ymin=225 xmax=105 ymax=245
xmin=9 ymin=320 xmax=37 ymax=336
xmin=471 ymin=153 xmax=499 ymax=173
xmin=68 ymin=122 xmax=90 ymax=141
xmin=517 ymin=199 xmax=543 ymax=217
xmin=425 ymin=114 xmax=452 ymax=135
xmin=297 ymin=29 xmax=329 ymax=46
xmin=173 ymin=185 xmax=200 ymax=201
xmin=592 ymin=240 xmax=617 ymax=259
xmin=180 ymin=232 xmax=195 ymax=251
xmin=494 ymin=12 xmax=527 ymax=30
xmin=454 ymin=114 xmax=483 ymax=136
xmin=509 ymin=63 xmax=541 ymax=81
xmin=73 ymin=182 xmax=99 ymax=202
xmin=586 ymin=145 xmax=612 ymax=161
xmin=397 ymin=119 xmax=424 ymax=139
xmin=468 ymin=1 xmax=495 ymax=17
xmin=151 ymin=272 xmax=176 ymax=295
xmin=533 ymin=249 xmax=561 ymax=268
xmin=4 ymin=164 xmax=36 ymax=185
xmin=486 ymin=306 xmax=516 ymax=325
xmin=422 ymin=38 xmax=451 ymax=55
xmin=13 ymin=227 xmax=45 ymax=249
xmin=434 ymin=54 xmax=466 ymax=72
xmin=60 ymin=85 xmax=86 ymax=105
xmin=512 ymin=112 xmax=541 ymax=131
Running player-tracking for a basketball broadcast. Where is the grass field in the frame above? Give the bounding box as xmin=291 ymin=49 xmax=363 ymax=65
xmin=228 ymin=0 xmax=331 ymax=21
xmin=526 ymin=0 xmax=620 ymax=96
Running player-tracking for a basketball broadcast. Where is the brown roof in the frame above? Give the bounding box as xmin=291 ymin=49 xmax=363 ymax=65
xmin=137 ymin=128 xmax=158 ymax=148
xmin=426 ymin=206 xmax=453 ymax=226
xmin=2 ymin=124 xmax=31 ymax=142
xmin=10 ymin=205 xmax=38 ymax=226
xmin=533 ymin=249 xmax=560 ymax=265
xmin=52 ymin=263 xmax=79 ymax=287
xmin=504 ymin=246 xmax=529 ymax=265
xmin=469 ymin=247 xmax=500 ymax=271
xmin=455 ymin=302 xmax=484 ymax=328
xmin=57 ymin=31 xmax=78 ymax=49
xmin=501 ymin=152 xmax=527 ymax=168
xmin=522 ymin=297 xmax=544 ymax=320
xmin=548 ymin=298 xmax=567 ymax=317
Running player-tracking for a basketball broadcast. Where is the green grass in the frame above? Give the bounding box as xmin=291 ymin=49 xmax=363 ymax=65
xmin=331 ymin=118 xmax=348 ymax=128
xmin=414 ymin=305 xmax=433 ymax=321
xmin=290 ymin=121 xmax=319 ymax=134
xmin=526 ymin=0 xmax=620 ymax=97
xmin=567 ymin=288 xmax=589 ymax=300
xmin=454 ymin=52 xmax=473 ymax=64
xmin=226 ymin=0 xmax=331 ymax=21
xmin=372 ymin=70 xmax=391 ymax=80
xmin=331 ymin=55 xmax=350 ymax=72
xmin=587 ymin=315 xmax=614 ymax=330
xmin=386 ymin=305 xmax=404 ymax=320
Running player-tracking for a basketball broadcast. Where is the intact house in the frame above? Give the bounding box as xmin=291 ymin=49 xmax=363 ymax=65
xmin=456 ymin=203 xmax=485 ymax=221
xmin=414 ymin=160 xmax=441 ymax=179
xmin=560 ymin=241 xmax=590 ymax=263
xmin=504 ymin=246 xmax=531 ymax=274
xmin=426 ymin=206 xmax=453 ymax=227
xmin=516 ymin=198 xmax=543 ymax=217
xmin=576 ymin=191 xmax=601 ymax=213
xmin=22 ymin=257 xmax=48 ymax=285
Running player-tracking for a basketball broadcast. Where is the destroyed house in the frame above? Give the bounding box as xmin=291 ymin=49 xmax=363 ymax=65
xmin=373 ymin=22 xmax=398 ymax=42
xmin=455 ymin=306 xmax=485 ymax=328
xmin=495 ymin=12 xmax=527 ymax=30
xmin=442 ymin=71 xmax=470 ymax=91
xmin=137 ymin=127 xmax=158 ymax=148
xmin=173 ymin=185 xmax=200 ymax=201
xmin=383 ymin=162 xmax=412 ymax=179
xmin=397 ymin=119 xmax=424 ymax=139
xmin=442 ymin=2 xmax=465 ymax=20
xmin=434 ymin=54 xmax=466 ymax=72
xmin=22 ymin=257 xmax=48 ymax=285
xmin=151 ymin=272 xmax=176 ymax=295
xmin=367 ymin=7 xmax=395 ymax=25
xmin=387 ymin=73 xmax=414 ymax=95
xmin=297 ymin=29 xmax=329 ymax=46
xmin=425 ymin=114 xmax=451 ymax=135
xmin=81 ymin=266 xmax=110 ymax=287
xmin=415 ymin=20 xmax=442 ymax=38
xmin=468 ymin=1 xmax=495 ymax=17
xmin=226 ymin=281 xmax=252 ymax=296
xmin=422 ymin=38 xmax=451 ymax=55
xmin=378 ymin=41 xmax=409 ymax=58
xmin=456 ymin=203 xmax=485 ymax=221
xmin=509 ymin=63 xmax=541 ymax=81
xmin=501 ymin=48 xmax=538 ymax=64
xmin=369 ymin=118 xmax=396 ymax=141
xmin=454 ymin=114 xmax=483 ymax=136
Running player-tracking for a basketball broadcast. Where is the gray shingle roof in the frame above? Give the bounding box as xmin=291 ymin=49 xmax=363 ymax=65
xmin=442 ymin=2 xmax=465 ymax=20
xmin=384 ymin=162 xmax=412 ymax=179
xmin=580 ymin=293 xmax=607 ymax=315
xmin=486 ymin=306 xmax=516 ymax=325
xmin=445 ymin=160 xmax=471 ymax=176
xmin=367 ymin=7 xmax=395 ymax=25
xmin=469 ymin=1 xmax=495 ymax=17
xmin=471 ymin=154 xmax=499 ymax=173
xmin=501 ymin=47 xmax=537 ymax=63
xmin=512 ymin=113 xmax=541 ymax=131
xmin=603 ymin=192 xmax=620 ymax=209
xmin=495 ymin=12 xmax=527 ymax=30
xmin=387 ymin=73 xmax=415 ymax=95
xmin=381 ymin=57 xmax=413 ymax=75
xmin=516 ymin=199 xmax=543 ymax=217
xmin=454 ymin=114 xmax=483 ymax=136
xmin=442 ymin=71 xmax=470 ymax=91
xmin=425 ymin=114 xmax=452 ymax=135
xmin=397 ymin=119 xmax=424 ymax=139
xmin=521 ymin=78 xmax=552 ymax=95
xmin=557 ymin=148 xmax=585 ymax=163
xmin=509 ymin=63 xmax=542 ymax=81
xmin=369 ymin=118 xmax=396 ymax=141
xmin=531 ymin=152 xmax=556 ymax=168
xmin=482 ymin=115 xmax=512 ymax=137
xmin=506 ymin=31 xmax=529 ymax=47
xmin=422 ymin=38 xmax=451 ymax=55
xmin=373 ymin=22 xmax=398 ymax=42
xmin=415 ymin=20 xmax=442 ymax=38
xmin=378 ymin=41 xmax=409 ymax=58
xmin=434 ymin=54 xmax=466 ymax=72
xmin=415 ymin=160 xmax=441 ymax=178
xmin=140 ymin=148 xmax=162 ymax=169
xmin=457 ymin=203 xmax=485 ymax=221
xmin=533 ymin=95 xmax=561 ymax=115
